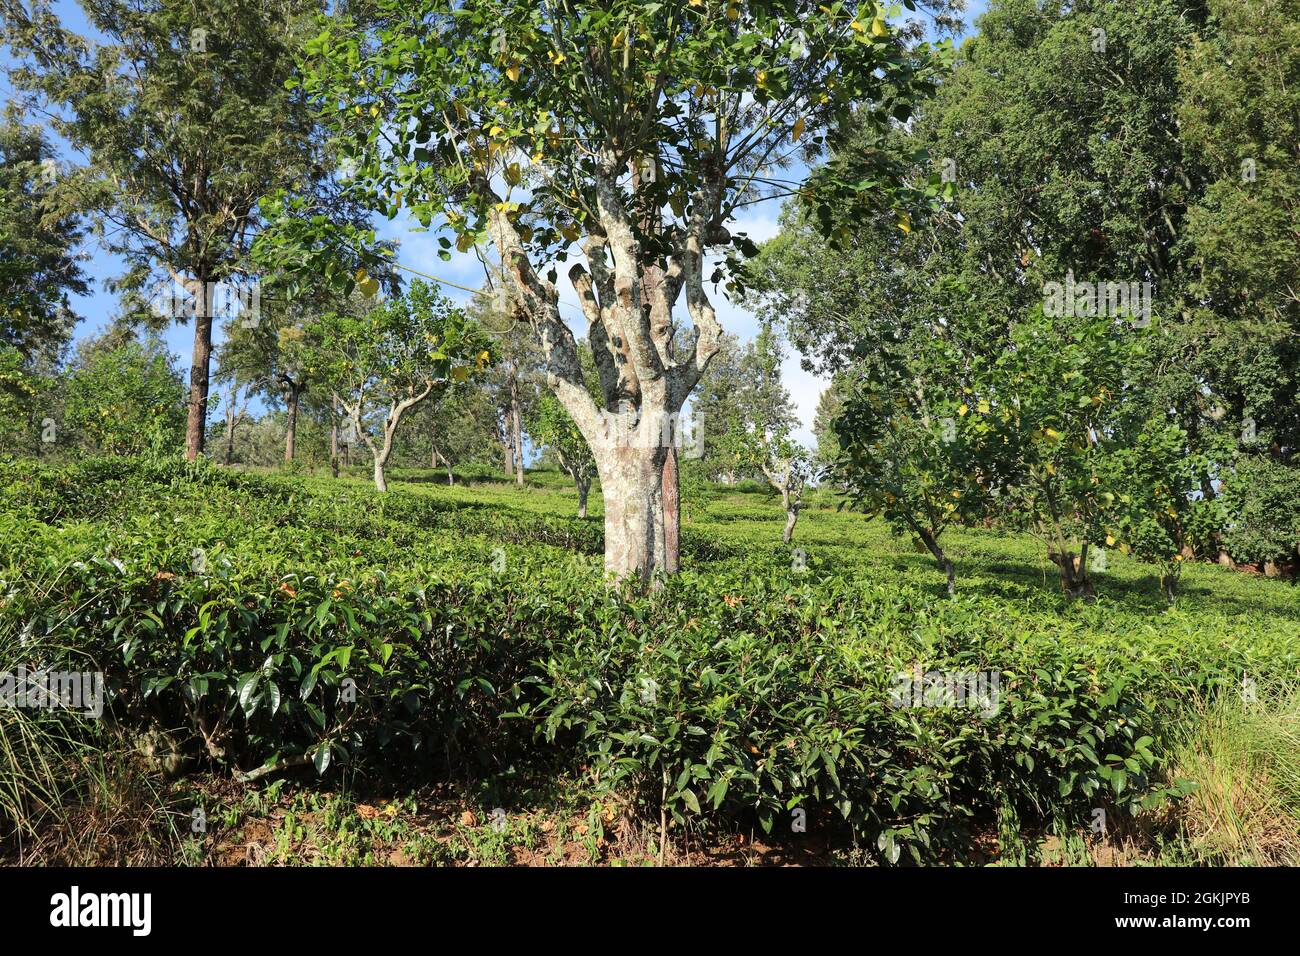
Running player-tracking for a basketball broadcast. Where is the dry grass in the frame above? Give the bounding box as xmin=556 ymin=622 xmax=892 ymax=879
xmin=1169 ymin=682 xmax=1300 ymax=865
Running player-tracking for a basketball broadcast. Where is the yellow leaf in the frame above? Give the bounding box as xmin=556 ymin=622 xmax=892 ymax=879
xmin=1105 ymin=535 xmax=1115 ymax=546
xmin=506 ymin=63 xmax=521 ymax=82
xmin=451 ymin=366 xmax=469 ymax=383
xmin=957 ymin=403 xmax=969 ymax=417
xmin=977 ymin=400 xmax=990 ymax=414
xmin=726 ymin=4 xmax=739 ymax=21
xmin=791 ymin=117 xmax=806 ymax=142
xmin=359 ymin=277 xmax=379 ymax=298
xmin=896 ymin=213 xmax=911 ymax=234
xmin=872 ymin=17 xmax=887 ymax=37
xmin=850 ymin=20 xmax=865 ymax=33
xmin=1044 ymin=427 xmax=1061 ymax=440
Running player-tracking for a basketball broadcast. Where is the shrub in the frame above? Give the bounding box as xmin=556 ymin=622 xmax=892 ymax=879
xmin=1219 ymin=456 xmax=1300 ymax=566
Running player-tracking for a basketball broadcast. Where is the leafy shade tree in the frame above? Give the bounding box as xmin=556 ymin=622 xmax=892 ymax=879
xmin=692 ymin=331 xmax=749 ymax=483
xmin=62 ymin=327 xmax=186 ymax=455
xmin=832 ymin=330 xmax=999 ymax=595
xmin=313 ymin=280 xmax=491 ymax=492
xmin=280 ymin=0 xmax=946 ymax=583
xmin=5 ymin=0 xmax=346 ymax=459
xmin=412 ymin=382 xmax=500 ymax=484
xmin=216 ymin=292 xmax=342 ymax=464
xmin=209 ymin=355 xmax=260 ymax=465
xmin=971 ymin=311 xmax=1194 ymax=602
xmin=1176 ymin=0 xmax=1300 ymax=466
xmin=0 ymin=110 xmax=87 ymax=358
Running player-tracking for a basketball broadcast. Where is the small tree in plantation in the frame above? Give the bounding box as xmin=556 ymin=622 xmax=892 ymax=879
xmin=832 ymin=333 xmax=996 ymax=596
xmin=62 ymin=328 xmax=186 ymax=456
xmin=282 ymin=0 xmax=943 ymax=584
xmin=531 ymin=392 xmax=597 ymax=518
xmin=312 ymin=280 xmax=490 ymax=493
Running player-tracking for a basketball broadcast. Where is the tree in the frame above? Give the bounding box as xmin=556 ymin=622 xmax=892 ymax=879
xmin=0 ymin=110 xmax=87 ymax=359
xmin=736 ymin=324 xmax=807 ymax=541
xmin=209 ymin=359 xmax=259 ymax=465
xmin=1175 ymin=0 xmax=1300 ymax=533
xmin=279 ymin=0 xmax=945 ymax=584
xmin=62 ymin=327 xmax=186 ymax=456
xmin=831 ymin=325 xmax=999 ymax=595
xmin=692 ymin=331 xmax=749 ymax=483
xmin=472 ymin=286 xmax=542 ymax=486
xmin=811 ymin=380 xmax=844 ymax=475
xmin=532 ymin=391 xmax=597 ymax=517
xmin=312 ymin=280 xmax=490 ymax=492
xmin=4 ymin=0 xmax=347 ymax=459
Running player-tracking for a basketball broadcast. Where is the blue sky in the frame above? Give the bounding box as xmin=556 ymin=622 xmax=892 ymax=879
xmin=4 ymin=1 xmax=987 ymax=447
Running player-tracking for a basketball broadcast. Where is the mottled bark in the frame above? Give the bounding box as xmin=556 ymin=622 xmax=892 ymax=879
xmin=481 ymin=155 xmax=726 ymax=585
xmin=597 ymin=439 xmax=670 ymax=583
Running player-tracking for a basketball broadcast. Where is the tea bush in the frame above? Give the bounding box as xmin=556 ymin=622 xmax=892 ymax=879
xmin=1 ymin=455 xmax=1295 ymax=862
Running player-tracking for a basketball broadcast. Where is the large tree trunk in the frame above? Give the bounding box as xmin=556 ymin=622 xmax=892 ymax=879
xmin=284 ymin=386 xmax=299 ymax=463
xmin=372 ymin=452 xmax=389 ymax=493
xmin=597 ymin=444 xmax=669 ymax=584
xmin=185 ymin=278 xmax=212 ymax=460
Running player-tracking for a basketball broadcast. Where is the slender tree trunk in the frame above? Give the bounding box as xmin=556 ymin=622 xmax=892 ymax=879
xmin=499 ymin=418 xmax=515 ymax=477
xmin=284 ymin=386 xmax=299 ymax=463
xmin=576 ymin=473 xmax=590 ymax=519
xmin=185 ymin=276 xmax=212 ymax=460
xmin=911 ymin=520 xmax=956 ymax=597
xmin=511 ymin=383 xmax=525 ymax=488
xmin=781 ymin=488 xmax=800 ymax=544
xmin=373 ymin=455 xmax=388 ymax=493
xmin=330 ymin=420 xmax=339 ymax=479
xmin=223 ymin=414 xmax=236 ymax=465
xmin=445 ymin=459 xmax=454 ymax=486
